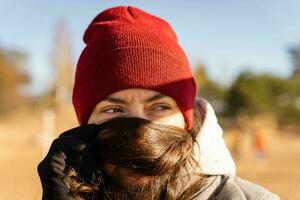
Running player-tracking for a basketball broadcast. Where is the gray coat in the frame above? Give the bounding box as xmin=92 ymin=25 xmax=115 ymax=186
xmin=191 ymin=175 xmax=280 ymax=200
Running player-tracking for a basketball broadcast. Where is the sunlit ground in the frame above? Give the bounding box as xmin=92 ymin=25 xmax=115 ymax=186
xmin=0 ymin=108 xmax=299 ymax=199
xmin=234 ymin=133 xmax=300 ymax=200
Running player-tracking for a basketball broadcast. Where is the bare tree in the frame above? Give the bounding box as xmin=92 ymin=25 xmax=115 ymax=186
xmin=50 ymin=19 xmax=74 ymax=110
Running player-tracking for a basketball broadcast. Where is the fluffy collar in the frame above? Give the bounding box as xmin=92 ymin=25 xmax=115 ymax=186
xmin=193 ymin=98 xmax=236 ymax=176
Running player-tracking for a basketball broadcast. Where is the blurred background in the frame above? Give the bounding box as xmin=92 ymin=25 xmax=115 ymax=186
xmin=0 ymin=0 xmax=300 ymax=199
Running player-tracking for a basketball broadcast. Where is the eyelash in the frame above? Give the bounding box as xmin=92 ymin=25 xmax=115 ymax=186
xmin=101 ymin=104 xmax=171 ymax=114
xmin=150 ymin=104 xmax=171 ymax=111
xmin=102 ymin=107 xmax=124 ymax=113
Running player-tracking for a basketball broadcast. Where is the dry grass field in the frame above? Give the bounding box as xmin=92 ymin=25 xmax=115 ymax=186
xmin=0 ymin=109 xmax=299 ymax=200
xmin=235 ymin=133 xmax=300 ymax=200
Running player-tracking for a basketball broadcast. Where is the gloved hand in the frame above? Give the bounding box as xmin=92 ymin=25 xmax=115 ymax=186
xmin=37 ymin=124 xmax=100 ymax=200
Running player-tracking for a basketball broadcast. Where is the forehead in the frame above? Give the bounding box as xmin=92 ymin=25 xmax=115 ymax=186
xmin=101 ymin=88 xmax=176 ymax=104
xmin=110 ymin=88 xmax=160 ymax=97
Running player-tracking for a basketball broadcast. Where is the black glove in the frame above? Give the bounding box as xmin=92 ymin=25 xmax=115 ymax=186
xmin=37 ymin=124 xmax=99 ymax=200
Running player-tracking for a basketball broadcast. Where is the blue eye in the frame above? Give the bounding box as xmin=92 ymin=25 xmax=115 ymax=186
xmin=103 ymin=107 xmax=123 ymax=113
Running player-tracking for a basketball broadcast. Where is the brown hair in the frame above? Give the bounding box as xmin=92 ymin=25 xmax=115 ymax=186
xmin=63 ymin=105 xmax=205 ymax=200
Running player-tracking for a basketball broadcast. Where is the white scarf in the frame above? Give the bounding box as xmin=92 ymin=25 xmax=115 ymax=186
xmin=194 ymin=98 xmax=236 ymax=176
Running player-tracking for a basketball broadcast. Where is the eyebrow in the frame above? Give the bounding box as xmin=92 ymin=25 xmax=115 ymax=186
xmin=145 ymin=94 xmax=167 ymax=103
xmin=104 ymin=97 xmax=127 ymax=104
xmin=103 ymin=94 xmax=167 ymax=104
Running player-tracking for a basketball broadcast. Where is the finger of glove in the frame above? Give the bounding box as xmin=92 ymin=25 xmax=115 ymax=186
xmin=50 ymin=150 xmax=67 ymax=178
xmin=50 ymin=152 xmax=81 ymax=200
xmin=38 ymin=151 xmax=67 ymax=200
xmin=38 ymin=136 xmax=86 ymax=179
xmin=49 ymin=151 xmax=80 ymax=199
xmin=38 ymin=131 xmax=93 ymax=200
xmin=38 ymin=161 xmax=54 ymax=200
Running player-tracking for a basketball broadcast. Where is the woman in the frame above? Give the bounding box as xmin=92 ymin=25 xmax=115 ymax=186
xmin=38 ymin=6 xmax=280 ymax=200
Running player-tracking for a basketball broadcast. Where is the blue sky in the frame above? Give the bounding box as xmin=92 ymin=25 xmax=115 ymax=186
xmin=1 ymin=0 xmax=300 ymax=93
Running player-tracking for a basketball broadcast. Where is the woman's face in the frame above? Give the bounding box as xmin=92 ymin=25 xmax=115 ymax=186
xmin=88 ymin=88 xmax=186 ymax=129
xmin=88 ymin=88 xmax=186 ymax=188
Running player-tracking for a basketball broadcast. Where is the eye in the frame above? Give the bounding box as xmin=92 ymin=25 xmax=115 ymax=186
xmin=102 ymin=107 xmax=124 ymax=114
xmin=150 ymin=104 xmax=172 ymax=111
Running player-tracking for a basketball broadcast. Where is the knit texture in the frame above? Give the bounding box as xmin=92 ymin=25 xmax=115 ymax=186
xmin=72 ymin=6 xmax=196 ymax=129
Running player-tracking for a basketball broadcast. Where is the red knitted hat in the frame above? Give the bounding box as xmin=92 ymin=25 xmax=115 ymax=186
xmin=72 ymin=6 xmax=196 ymax=130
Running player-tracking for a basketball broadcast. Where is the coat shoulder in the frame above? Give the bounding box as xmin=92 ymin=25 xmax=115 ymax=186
xmin=216 ymin=176 xmax=280 ymax=200
xmin=191 ymin=175 xmax=280 ymax=200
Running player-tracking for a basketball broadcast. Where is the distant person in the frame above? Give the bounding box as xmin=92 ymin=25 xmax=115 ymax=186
xmin=37 ymin=6 xmax=280 ymax=200
xmin=253 ymin=127 xmax=267 ymax=163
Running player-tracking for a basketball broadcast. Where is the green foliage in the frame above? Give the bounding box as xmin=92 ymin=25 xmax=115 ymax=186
xmin=226 ymin=71 xmax=300 ymax=124
xmin=198 ymin=80 xmax=227 ymax=100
